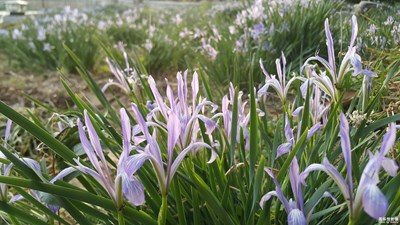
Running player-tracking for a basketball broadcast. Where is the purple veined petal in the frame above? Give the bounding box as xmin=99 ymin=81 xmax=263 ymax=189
xmin=84 ymin=111 xmax=108 ymax=169
xmin=222 ymin=96 xmax=231 ymax=137
xmin=307 ymin=123 xmax=322 ymax=139
xmin=349 ymin=15 xmax=358 ymax=49
xmin=177 ymin=72 xmax=187 ymax=115
xmin=324 ymin=18 xmax=336 ymax=78
xmin=292 ymin=107 xmax=304 ymax=117
xmin=266 ymin=77 xmax=284 ymax=103
xmin=9 ymin=194 xmax=24 ymax=204
xmin=302 ymin=56 xmax=334 ymax=79
xmin=276 ymin=58 xmax=283 ymax=85
xmin=350 ymin=54 xmax=363 ymax=76
xmin=382 ymin=157 xmax=398 ymax=177
xmin=50 ymin=167 xmax=76 ymax=184
xmin=165 ymin=80 xmax=176 ymax=111
xmin=281 ymin=52 xmax=287 ymax=85
xmin=339 ymin=112 xmax=353 ymax=199
xmin=284 ymin=76 xmax=300 ymax=100
xmin=290 ymin=157 xmax=304 ymax=210
xmin=322 ymin=191 xmax=338 ymax=205
xmin=77 ymin=119 xmax=103 ymax=175
xmin=378 ymin=123 xmax=396 ymax=162
xmin=192 ymin=72 xmax=199 ymax=110
xmin=300 ymin=159 xmax=351 ymax=202
xmin=256 ymin=108 xmax=265 ymax=117
xmin=276 ymin=142 xmax=292 ymax=158
xmin=73 ymin=159 xmax=102 ymax=185
xmin=299 ymin=79 xmax=309 ymax=99
xmin=131 ymin=104 xmax=151 ymax=140
xmin=361 ymin=69 xmax=377 ymax=78
xmin=257 ymin=83 xmax=270 ymax=97
xmin=168 ymin=142 xmax=212 ymax=186
xmin=120 ymin=108 xmax=131 ymax=159
xmin=284 ymin=115 xmax=293 ymax=142
xmin=259 ymin=59 xmax=271 ymax=79
xmin=121 ymin=173 xmax=145 ymax=206
xmin=148 ymin=76 xmax=168 ymax=119
xmin=362 ymin=184 xmax=388 ymax=219
xmin=21 ymin=158 xmax=43 ymax=179
xmin=73 ymin=158 xmax=116 ymax=202
xmin=197 ymin=115 xmax=218 ymax=135
xmin=259 ymin=191 xmax=277 ymax=209
xmin=4 ymin=119 xmax=12 ymax=149
xmin=264 ymin=167 xmax=291 ymax=213
xmin=166 ymin=112 xmax=180 ymax=180
xmin=313 ymin=73 xmax=335 ymax=99
xmin=229 ymin=83 xmax=235 ymax=103
xmin=123 ymin=153 xmax=150 ymax=177
xmin=288 ymin=208 xmax=306 ymax=225
xmin=57 ymin=122 xmax=64 ymax=133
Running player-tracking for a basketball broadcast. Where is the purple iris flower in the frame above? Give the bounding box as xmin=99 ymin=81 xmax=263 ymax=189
xmin=146 ymin=71 xmax=218 ymax=150
xmin=3 ymin=120 xmax=76 ymax=212
xmin=130 ymin=103 xmax=216 ymax=195
xmin=258 ymin=53 xmax=301 ymax=107
xmin=73 ymin=109 xmax=144 ymax=207
xmin=301 ymin=16 xmax=377 ymax=100
xmin=276 ymin=114 xmax=321 ymax=158
xmin=260 ymin=157 xmax=337 ymax=225
xmin=300 ymin=113 xmax=398 ymax=221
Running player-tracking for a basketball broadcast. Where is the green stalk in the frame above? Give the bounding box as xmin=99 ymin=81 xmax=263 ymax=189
xmin=118 ymin=210 xmax=125 ymax=225
xmin=158 ymin=195 xmax=168 ymax=225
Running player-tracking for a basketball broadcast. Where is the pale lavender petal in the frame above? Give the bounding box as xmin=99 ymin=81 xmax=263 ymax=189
xmin=124 ymin=153 xmax=150 ymax=176
xmin=259 ymin=59 xmax=271 ymax=79
xmin=168 ymin=142 xmax=212 ymax=185
xmin=120 ymin=108 xmax=131 ymax=158
xmin=9 ymin=194 xmax=24 ymax=204
xmin=121 ymin=173 xmax=145 ymax=206
xmin=57 ymin=122 xmax=64 ymax=132
xmin=349 ymin=15 xmax=358 ymax=49
xmin=4 ymin=119 xmax=12 ymax=148
xmin=259 ymin=191 xmax=277 ymax=209
xmin=276 ymin=143 xmax=292 ymax=158
xmin=166 ymin=80 xmax=176 ymax=110
xmin=264 ymin=167 xmax=290 ymax=213
xmin=257 ymin=83 xmax=270 ymax=97
xmin=382 ymin=157 xmax=398 ymax=177
xmin=284 ymin=115 xmax=293 ymax=142
xmin=77 ymin=119 xmax=102 ymax=173
xmin=290 ymin=157 xmax=303 ymax=210
xmin=339 ymin=112 xmax=353 ymax=197
xmin=323 ymin=191 xmax=338 ymax=205
xmin=50 ymin=167 xmax=76 ymax=183
xmin=300 ymin=159 xmax=351 ymax=202
xmin=307 ymin=123 xmax=321 ymax=139
xmin=362 ymin=184 xmax=388 ymax=219
xmin=379 ymin=123 xmax=396 ymax=159
xmin=192 ymin=72 xmax=199 ymax=109
xmin=292 ymin=107 xmax=303 ymax=117
xmin=166 ymin=112 xmax=180 ymax=179
xmin=148 ymin=76 xmax=168 ymax=118
xmin=324 ymin=18 xmax=336 ymax=77
xmin=22 ymin=158 xmax=42 ymax=178
xmin=73 ymin=159 xmax=102 ymax=183
xmin=197 ymin=115 xmax=217 ymax=135
xmin=131 ymin=104 xmax=152 ymax=143
xmin=288 ymin=208 xmax=306 ymax=225
xmin=84 ymin=111 xmax=107 ymax=167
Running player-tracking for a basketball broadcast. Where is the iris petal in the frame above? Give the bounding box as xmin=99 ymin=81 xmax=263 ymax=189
xmin=288 ymin=208 xmax=306 ymax=225
xmin=362 ymin=184 xmax=388 ymax=219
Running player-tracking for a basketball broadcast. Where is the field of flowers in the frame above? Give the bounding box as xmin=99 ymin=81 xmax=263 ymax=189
xmin=0 ymin=0 xmax=399 ymax=224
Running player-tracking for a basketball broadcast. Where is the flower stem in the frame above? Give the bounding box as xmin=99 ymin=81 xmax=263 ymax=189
xmin=118 ymin=210 xmax=125 ymax=225
xmin=158 ymin=195 xmax=168 ymax=225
